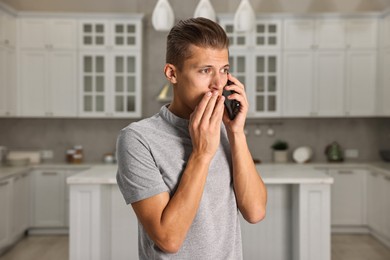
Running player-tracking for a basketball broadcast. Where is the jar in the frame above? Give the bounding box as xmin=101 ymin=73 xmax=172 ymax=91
xmin=73 ymin=145 xmax=84 ymax=163
xmin=66 ymin=149 xmax=75 ymax=163
xmin=72 ymin=154 xmax=83 ymax=164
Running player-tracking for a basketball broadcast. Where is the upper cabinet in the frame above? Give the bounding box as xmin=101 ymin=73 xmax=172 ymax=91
xmin=18 ymin=17 xmax=78 ymax=117
xmin=219 ymin=16 xmax=281 ymax=117
xmin=19 ymin=18 xmax=77 ymax=50
xmin=79 ymin=18 xmax=142 ymax=51
xmin=0 ymin=10 xmax=16 ymax=117
xmin=78 ymin=16 xmax=142 ymax=118
xmin=283 ymin=16 xmax=378 ymax=117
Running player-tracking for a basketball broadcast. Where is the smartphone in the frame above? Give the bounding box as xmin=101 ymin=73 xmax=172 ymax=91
xmin=222 ymin=80 xmax=240 ymax=120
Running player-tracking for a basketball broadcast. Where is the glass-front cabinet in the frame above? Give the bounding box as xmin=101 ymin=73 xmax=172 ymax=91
xmin=219 ymin=16 xmax=281 ymax=117
xmin=79 ymin=15 xmax=142 ymax=118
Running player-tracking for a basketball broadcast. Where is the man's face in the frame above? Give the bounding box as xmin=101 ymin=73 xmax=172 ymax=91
xmin=172 ymin=45 xmax=230 ymax=117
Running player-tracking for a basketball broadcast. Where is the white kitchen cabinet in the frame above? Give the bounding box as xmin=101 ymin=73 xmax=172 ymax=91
xmin=219 ymin=17 xmax=282 ymax=117
xmin=345 ymin=50 xmax=377 ymax=116
xmin=11 ymin=172 xmax=30 ymax=241
xmin=283 ymin=18 xmax=345 ymax=50
xmin=79 ymin=51 xmax=141 ymax=118
xmin=367 ymin=170 xmax=390 ymax=242
xmin=19 ymin=18 xmax=77 ymax=50
xmin=329 ymin=169 xmax=367 ymax=226
xmin=382 ymin=13 xmax=390 ymax=49
xmin=19 ymin=50 xmax=78 ymax=117
xmin=78 ymin=16 xmax=142 ymax=118
xmin=345 ymin=18 xmax=378 ymax=49
xmin=282 ymin=50 xmax=345 ymax=117
xmin=0 ymin=46 xmax=16 ymax=117
xmin=379 ymin=48 xmax=390 ymax=116
xmin=367 ymin=171 xmax=385 ymax=236
xmin=31 ymin=169 xmax=66 ymax=228
xmin=0 ymin=10 xmax=16 ymax=48
xmin=0 ymin=10 xmax=17 ymax=117
xmin=79 ymin=18 xmax=142 ymax=51
xmin=0 ymin=178 xmax=12 ymax=250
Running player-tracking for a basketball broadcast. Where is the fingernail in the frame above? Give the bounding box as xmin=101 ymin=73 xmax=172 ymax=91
xmin=213 ymin=91 xmax=218 ymax=96
xmin=206 ymin=92 xmax=212 ymax=97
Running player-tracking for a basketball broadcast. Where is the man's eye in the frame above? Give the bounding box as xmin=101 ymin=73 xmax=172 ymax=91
xmin=200 ymin=68 xmax=211 ymax=74
xmin=221 ymin=68 xmax=230 ymax=74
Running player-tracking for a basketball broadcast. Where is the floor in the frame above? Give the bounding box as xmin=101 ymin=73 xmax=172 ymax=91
xmin=0 ymin=234 xmax=390 ymax=260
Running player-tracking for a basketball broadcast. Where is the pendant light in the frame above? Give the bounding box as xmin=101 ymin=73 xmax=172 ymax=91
xmin=151 ymin=0 xmax=175 ymax=31
xmin=194 ymin=0 xmax=216 ymax=22
xmin=234 ymin=0 xmax=256 ymax=32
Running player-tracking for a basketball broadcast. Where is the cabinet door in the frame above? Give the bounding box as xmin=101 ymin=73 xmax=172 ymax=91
xmin=19 ymin=19 xmax=48 ymax=49
xmin=383 ymin=15 xmax=390 ymax=49
xmin=32 ymin=170 xmax=65 ymax=227
xmin=48 ymin=19 xmax=77 ymax=50
xmin=253 ymin=20 xmax=281 ymax=49
xmin=381 ymin=48 xmax=390 ymax=116
xmin=0 ymin=11 xmax=16 ymax=48
xmin=110 ymin=20 xmax=141 ymax=50
xmin=0 ymin=46 xmax=6 ymax=116
xmin=367 ymin=172 xmax=384 ymax=235
xmin=384 ymin=175 xmax=390 ymax=239
xmin=80 ymin=53 xmax=108 ymax=116
xmin=315 ymin=19 xmax=345 ymax=50
xmin=19 ymin=50 xmax=48 ymax=116
xmin=283 ymin=19 xmax=315 ymax=50
xmin=0 ymin=178 xmax=11 ymax=249
xmin=314 ymin=51 xmax=345 ymax=116
xmin=345 ymin=51 xmax=377 ymax=116
xmin=346 ymin=19 xmax=378 ymax=49
xmin=251 ymin=53 xmax=280 ymax=117
xmin=11 ymin=173 xmax=30 ymax=240
xmin=79 ymin=20 xmax=108 ymax=50
xmin=282 ymin=51 xmax=313 ymax=116
xmin=111 ymin=52 xmax=141 ymax=117
xmin=49 ymin=51 xmax=78 ymax=117
xmin=329 ymin=169 xmax=367 ymax=226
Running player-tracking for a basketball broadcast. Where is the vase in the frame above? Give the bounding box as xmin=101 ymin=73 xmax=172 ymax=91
xmin=273 ymin=150 xmax=288 ymax=163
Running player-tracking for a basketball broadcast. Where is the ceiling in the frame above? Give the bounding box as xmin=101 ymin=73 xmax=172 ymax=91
xmin=1 ymin=0 xmax=390 ymax=14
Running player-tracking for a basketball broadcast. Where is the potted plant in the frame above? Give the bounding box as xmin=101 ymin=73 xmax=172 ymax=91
xmin=271 ymin=140 xmax=289 ymax=163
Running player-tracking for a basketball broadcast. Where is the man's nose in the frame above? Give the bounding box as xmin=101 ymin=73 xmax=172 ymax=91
xmin=211 ymin=74 xmax=228 ymax=91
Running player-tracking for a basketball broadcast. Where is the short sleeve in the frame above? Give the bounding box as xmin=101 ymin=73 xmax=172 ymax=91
xmin=116 ymin=127 xmax=169 ymax=204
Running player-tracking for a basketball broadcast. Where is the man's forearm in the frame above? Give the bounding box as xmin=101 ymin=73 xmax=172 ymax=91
xmin=228 ymin=131 xmax=267 ymax=224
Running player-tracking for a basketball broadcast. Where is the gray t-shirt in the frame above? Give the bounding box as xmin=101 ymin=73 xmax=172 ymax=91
xmin=116 ymin=105 xmax=242 ymax=260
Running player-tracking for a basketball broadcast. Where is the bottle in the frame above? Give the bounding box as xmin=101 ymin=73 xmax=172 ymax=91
xmin=66 ymin=149 xmax=75 ymax=163
xmin=73 ymin=145 xmax=84 ymax=163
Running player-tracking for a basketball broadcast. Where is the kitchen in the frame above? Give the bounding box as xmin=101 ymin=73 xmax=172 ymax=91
xmin=0 ymin=0 xmax=390 ymax=259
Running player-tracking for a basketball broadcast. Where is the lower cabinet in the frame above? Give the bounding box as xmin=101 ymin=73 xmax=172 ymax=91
xmin=0 ymin=178 xmax=12 ymax=250
xmin=30 ymin=168 xmax=87 ymax=231
xmin=0 ymin=172 xmax=31 ymax=253
xmin=367 ymin=170 xmax=390 ymax=241
xmin=329 ymin=168 xmax=367 ymax=226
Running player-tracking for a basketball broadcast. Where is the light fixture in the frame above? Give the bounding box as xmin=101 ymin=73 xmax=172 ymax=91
xmin=194 ymin=0 xmax=216 ymax=22
xmin=234 ymin=0 xmax=256 ymax=32
xmin=151 ymin=0 xmax=175 ymax=31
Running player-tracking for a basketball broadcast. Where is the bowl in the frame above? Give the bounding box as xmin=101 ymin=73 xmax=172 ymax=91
xmin=379 ymin=150 xmax=390 ymax=162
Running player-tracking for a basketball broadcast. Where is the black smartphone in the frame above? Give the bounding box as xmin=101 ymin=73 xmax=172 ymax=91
xmin=222 ymin=80 xmax=240 ymax=120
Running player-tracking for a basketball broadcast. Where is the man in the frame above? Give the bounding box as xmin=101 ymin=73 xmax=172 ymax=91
xmin=116 ymin=17 xmax=267 ymax=259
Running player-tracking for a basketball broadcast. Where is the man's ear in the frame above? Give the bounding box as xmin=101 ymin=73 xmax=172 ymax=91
xmin=164 ymin=64 xmax=177 ymax=84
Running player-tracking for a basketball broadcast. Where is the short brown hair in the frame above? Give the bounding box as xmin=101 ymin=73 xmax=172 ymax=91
xmin=166 ymin=17 xmax=229 ymax=70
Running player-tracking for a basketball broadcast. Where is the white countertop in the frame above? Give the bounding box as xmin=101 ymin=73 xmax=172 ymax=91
xmin=2 ymin=161 xmax=390 ymax=185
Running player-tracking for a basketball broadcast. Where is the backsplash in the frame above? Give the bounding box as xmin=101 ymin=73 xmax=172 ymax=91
xmin=0 ymin=117 xmax=388 ymax=163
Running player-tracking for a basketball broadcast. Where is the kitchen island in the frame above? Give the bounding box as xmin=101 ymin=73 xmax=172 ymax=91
xmin=67 ymin=164 xmax=333 ymax=260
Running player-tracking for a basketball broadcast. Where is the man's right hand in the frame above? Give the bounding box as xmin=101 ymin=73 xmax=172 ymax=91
xmin=188 ymin=90 xmax=225 ymax=162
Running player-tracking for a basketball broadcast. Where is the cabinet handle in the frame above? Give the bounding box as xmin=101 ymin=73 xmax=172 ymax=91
xmin=385 ymin=176 xmax=390 ymax=182
xmin=338 ymin=170 xmax=353 ymax=174
xmin=21 ymin=173 xmax=29 ymax=178
xmin=42 ymin=172 xmax=58 ymax=176
xmin=370 ymin=172 xmax=378 ymax=177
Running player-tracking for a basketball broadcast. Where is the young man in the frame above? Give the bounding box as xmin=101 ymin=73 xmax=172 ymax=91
xmin=116 ymin=17 xmax=267 ymax=259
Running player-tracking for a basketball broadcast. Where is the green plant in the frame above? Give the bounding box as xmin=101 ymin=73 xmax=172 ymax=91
xmin=271 ymin=140 xmax=289 ymax=151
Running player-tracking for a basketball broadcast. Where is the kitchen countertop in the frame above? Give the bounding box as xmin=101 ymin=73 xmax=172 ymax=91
xmin=2 ymin=161 xmax=390 ymax=183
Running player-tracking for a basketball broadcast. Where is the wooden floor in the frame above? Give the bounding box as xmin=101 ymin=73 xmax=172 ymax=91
xmin=0 ymin=234 xmax=389 ymax=260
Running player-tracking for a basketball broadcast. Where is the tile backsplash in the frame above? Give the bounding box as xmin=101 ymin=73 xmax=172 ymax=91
xmin=0 ymin=117 xmax=388 ymax=163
